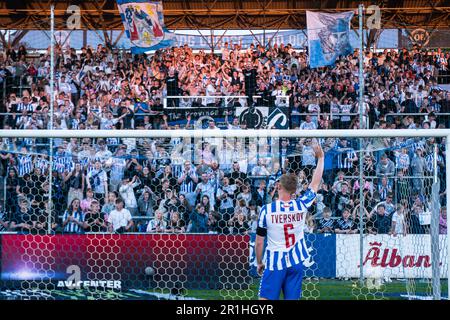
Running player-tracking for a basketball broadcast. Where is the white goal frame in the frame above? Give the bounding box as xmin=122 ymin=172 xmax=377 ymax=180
xmin=1 ymin=128 xmax=449 ymax=299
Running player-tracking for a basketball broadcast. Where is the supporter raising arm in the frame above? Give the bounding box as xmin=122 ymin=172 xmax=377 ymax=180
xmin=309 ymin=142 xmax=325 ymax=193
xmin=92 ymin=109 xmax=128 ymax=130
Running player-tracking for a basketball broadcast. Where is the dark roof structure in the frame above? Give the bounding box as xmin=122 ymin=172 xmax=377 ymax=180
xmin=0 ymin=0 xmax=449 ymax=30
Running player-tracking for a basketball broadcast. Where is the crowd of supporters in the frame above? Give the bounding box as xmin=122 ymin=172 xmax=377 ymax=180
xmin=0 ymin=42 xmax=448 ymax=235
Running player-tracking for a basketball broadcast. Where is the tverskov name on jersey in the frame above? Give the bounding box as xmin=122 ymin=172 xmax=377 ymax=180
xmin=271 ymin=212 xmax=303 ymax=224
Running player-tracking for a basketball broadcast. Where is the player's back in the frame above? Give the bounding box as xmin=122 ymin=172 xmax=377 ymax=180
xmin=264 ymin=200 xmax=306 ymax=252
xmin=258 ymin=189 xmax=316 ymax=271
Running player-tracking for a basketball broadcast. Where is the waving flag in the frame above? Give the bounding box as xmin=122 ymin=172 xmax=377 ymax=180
xmin=306 ymin=11 xmax=354 ymax=68
xmin=117 ymin=0 xmax=175 ymax=53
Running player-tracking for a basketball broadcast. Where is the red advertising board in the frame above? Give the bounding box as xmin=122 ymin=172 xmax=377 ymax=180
xmin=0 ymin=234 xmax=251 ymax=290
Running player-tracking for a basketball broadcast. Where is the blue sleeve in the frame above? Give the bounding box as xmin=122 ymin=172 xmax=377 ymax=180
xmin=297 ymin=188 xmax=317 ymax=209
xmin=257 ymin=205 xmax=267 ymax=229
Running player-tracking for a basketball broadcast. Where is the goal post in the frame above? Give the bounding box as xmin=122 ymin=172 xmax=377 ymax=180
xmin=0 ymin=128 xmax=448 ymax=300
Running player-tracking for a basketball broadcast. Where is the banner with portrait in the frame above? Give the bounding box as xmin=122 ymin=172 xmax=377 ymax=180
xmin=117 ymin=0 xmax=175 ymax=54
xmin=307 ymin=11 xmax=354 ymax=68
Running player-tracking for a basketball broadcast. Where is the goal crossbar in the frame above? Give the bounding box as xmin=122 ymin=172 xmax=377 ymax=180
xmin=2 ymin=129 xmax=450 ymax=139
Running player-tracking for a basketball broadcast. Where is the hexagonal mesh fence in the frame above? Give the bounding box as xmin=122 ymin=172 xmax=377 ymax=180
xmin=0 ymin=132 xmax=448 ymax=300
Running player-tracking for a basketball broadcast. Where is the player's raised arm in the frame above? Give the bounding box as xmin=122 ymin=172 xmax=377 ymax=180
xmin=309 ymin=142 xmax=325 ymax=193
xmin=255 ymin=206 xmax=267 ymax=278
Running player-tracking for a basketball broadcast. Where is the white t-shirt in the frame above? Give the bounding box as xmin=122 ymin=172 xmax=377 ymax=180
xmin=100 ymin=118 xmax=118 ymax=130
xmin=108 ymin=208 xmax=132 ymax=231
xmin=299 ymin=121 xmax=317 ymax=130
xmin=205 ymin=84 xmax=216 ymax=104
xmin=87 ymin=169 xmax=108 ymax=194
xmin=119 ymin=182 xmax=139 ymax=208
xmin=391 ymin=211 xmax=405 ymax=234
xmin=108 ymin=157 xmax=126 ymax=182
xmin=340 ymin=104 xmax=352 ymax=122
xmin=419 ymin=210 xmax=431 ymax=226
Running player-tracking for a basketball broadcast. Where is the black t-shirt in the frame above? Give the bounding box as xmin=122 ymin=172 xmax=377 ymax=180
xmin=440 ymin=99 xmax=450 ymax=113
xmin=335 ymin=218 xmax=356 ymax=231
xmin=401 ymin=99 xmax=417 ymax=113
xmin=317 ymin=218 xmax=334 ymax=233
xmin=167 ymin=219 xmax=185 ymax=232
xmin=255 ymin=88 xmax=270 ymax=105
xmin=230 ymin=74 xmax=241 ymax=86
xmin=20 ymin=179 xmax=35 ymax=199
xmin=166 ymin=75 xmax=179 ymax=95
xmin=84 ymin=211 xmax=105 ymax=232
xmin=0 ymin=210 xmax=9 ymax=231
xmin=371 ymin=213 xmax=392 ymax=234
xmin=317 ymin=189 xmax=332 ymax=208
xmin=379 ymin=99 xmax=396 ymax=116
xmin=139 ymin=172 xmax=154 ymax=189
xmin=335 ymin=191 xmax=351 ymax=212
xmin=0 ymin=151 xmax=8 ymax=176
xmin=320 ymin=102 xmax=330 ymax=113
xmin=157 ymin=173 xmax=177 ymax=190
xmin=227 ymin=170 xmax=248 ymax=186
xmin=243 ymin=68 xmax=257 ymax=93
xmin=363 ymin=163 xmax=376 ymax=177
xmin=232 ymin=221 xmax=249 ymax=234
xmin=125 ymin=157 xmax=142 ymax=179
xmin=31 ymin=174 xmax=47 ymax=186
xmin=12 ymin=208 xmax=34 ymax=232
xmin=162 ymin=198 xmax=181 ymax=214
xmin=117 ymin=106 xmax=134 ymax=129
xmin=32 ymin=188 xmax=48 ymax=212
xmin=67 ymin=172 xmax=81 ymax=189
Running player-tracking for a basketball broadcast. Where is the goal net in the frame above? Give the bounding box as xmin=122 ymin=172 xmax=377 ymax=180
xmin=0 ymin=129 xmax=448 ymax=300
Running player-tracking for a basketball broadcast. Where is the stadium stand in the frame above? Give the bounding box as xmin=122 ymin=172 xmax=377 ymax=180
xmin=0 ymin=43 xmax=448 ymax=236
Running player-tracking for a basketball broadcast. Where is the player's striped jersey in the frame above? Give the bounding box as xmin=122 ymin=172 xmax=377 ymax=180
xmin=257 ymin=188 xmax=316 ymax=271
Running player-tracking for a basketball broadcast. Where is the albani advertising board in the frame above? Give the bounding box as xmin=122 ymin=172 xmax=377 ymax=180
xmin=336 ymin=234 xmax=448 ymax=278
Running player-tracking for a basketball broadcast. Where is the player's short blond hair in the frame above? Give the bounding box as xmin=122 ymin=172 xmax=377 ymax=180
xmin=279 ymin=174 xmax=298 ymax=194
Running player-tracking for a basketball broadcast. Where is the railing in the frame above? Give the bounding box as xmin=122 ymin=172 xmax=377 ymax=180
xmin=0 ymin=75 xmax=33 ymax=99
xmin=437 ymin=70 xmax=450 ymax=84
xmin=163 ymin=95 xmax=290 ymax=108
xmin=385 ymin=112 xmax=450 ymax=127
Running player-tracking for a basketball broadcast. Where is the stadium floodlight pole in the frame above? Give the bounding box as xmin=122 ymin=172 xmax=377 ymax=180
xmin=358 ymin=3 xmax=365 ymax=287
xmin=47 ymin=4 xmax=55 ymax=234
xmin=447 ymin=136 xmax=450 ymax=300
